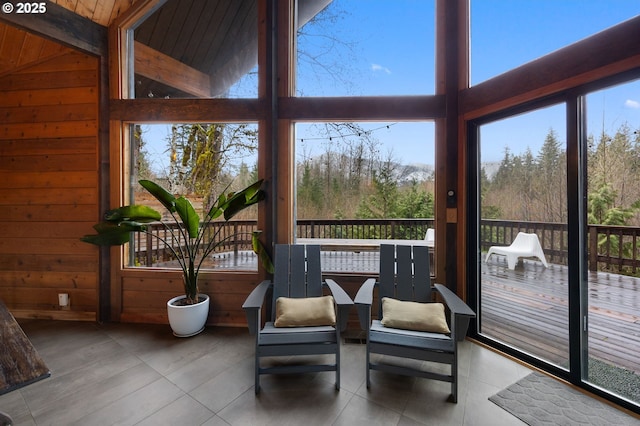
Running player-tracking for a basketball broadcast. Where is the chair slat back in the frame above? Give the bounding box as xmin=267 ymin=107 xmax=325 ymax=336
xmin=271 ymin=244 xmax=323 ymax=319
xmin=378 ymin=244 xmax=432 ymax=318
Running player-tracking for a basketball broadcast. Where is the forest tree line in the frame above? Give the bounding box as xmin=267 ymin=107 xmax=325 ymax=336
xmin=483 ymin=123 xmax=640 ymax=227
xmin=136 ymin=122 xmax=640 ymax=228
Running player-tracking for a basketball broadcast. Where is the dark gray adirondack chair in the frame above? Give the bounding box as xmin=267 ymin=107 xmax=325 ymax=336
xmin=355 ymin=244 xmax=476 ymax=402
xmin=242 ymin=244 xmax=353 ymax=393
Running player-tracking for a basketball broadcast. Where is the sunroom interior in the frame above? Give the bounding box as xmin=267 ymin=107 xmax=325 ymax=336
xmin=1 ymin=0 xmax=640 ymax=423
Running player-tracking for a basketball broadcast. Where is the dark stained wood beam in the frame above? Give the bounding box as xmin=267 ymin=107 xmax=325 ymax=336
xmin=279 ymin=96 xmax=446 ymax=121
xmin=110 ymin=98 xmax=265 ymax=121
xmin=0 ymin=1 xmax=106 ymax=56
xmin=134 ymin=41 xmax=211 ymax=98
xmin=461 ymin=15 xmax=640 ymax=119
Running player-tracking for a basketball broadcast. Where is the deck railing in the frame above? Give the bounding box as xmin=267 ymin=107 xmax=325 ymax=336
xmin=296 ymin=218 xmax=433 ymax=240
xmin=131 ymin=220 xmax=258 ymax=267
xmin=131 ymin=218 xmax=640 ymax=276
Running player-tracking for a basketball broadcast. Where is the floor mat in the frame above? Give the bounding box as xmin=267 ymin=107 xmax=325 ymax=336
xmin=0 ymin=300 xmax=50 ymax=395
xmin=489 ymin=371 xmax=639 ymax=425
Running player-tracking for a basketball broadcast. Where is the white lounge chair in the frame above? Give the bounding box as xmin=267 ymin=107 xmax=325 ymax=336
xmin=424 ymin=228 xmax=435 ymax=247
xmin=485 ymin=232 xmax=548 ymax=270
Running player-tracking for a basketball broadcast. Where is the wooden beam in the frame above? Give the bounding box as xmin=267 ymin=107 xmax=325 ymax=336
xmin=110 ymin=98 xmax=265 ymax=121
xmin=0 ymin=1 xmax=106 ymax=56
xmin=134 ymin=41 xmax=211 ymax=98
xmin=279 ymin=96 xmax=446 ymax=121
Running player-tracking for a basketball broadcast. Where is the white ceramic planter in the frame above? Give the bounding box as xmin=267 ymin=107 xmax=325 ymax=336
xmin=166 ymin=294 xmax=210 ymax=337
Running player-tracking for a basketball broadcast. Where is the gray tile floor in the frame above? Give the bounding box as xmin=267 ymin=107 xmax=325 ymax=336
xmin=0 ymin=320 xmax=549 ymax=425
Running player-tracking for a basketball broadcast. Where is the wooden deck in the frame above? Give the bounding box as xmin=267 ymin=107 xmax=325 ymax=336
xmin=482 ymin=257 xmax=640 ymax=375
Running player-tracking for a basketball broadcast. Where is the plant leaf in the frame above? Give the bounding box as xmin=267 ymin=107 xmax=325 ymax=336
xmin=223 ymin=180 xmax=265 ymax=220
xmin=252 ymin=231 xmax=274 ymax=274
xmin=207 ymin=192 xmax=227 ymax=220
xmin=81 ymin=228 xmax=130 ymax=246
xmin=139 ymin=180 xmax=177 ymax=213
xmin=104 ymin=205 xmax=161 ymax=223
xmin=175 ymin=196 xmax=199 ymax=238
xmin=93 ymin=221 xmax=146 ymax=233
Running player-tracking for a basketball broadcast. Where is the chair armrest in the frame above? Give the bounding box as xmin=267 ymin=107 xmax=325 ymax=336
xmin=355 ymin=278 xmax=377 ymax=330
xmin=325 ymin=278 xmax=354 ymax=331
xmin=434 ymin=283 xmax=476 ymax=341
xmin=242 ymin=280 xmax=272 ymax=335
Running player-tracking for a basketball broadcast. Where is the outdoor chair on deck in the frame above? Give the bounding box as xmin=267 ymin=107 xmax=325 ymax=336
xmin=242 ymin=244 xmax=353 ymax=393
xmin=355 ymin=244 xmax=476 ymax=402
xmin=424 ymin=228 xmax=435 ymax=247
xmin=485 ymin=232 xmax=548 ymax=270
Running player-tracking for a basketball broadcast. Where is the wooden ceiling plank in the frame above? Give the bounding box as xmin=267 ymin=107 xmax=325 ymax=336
xmin=74 ymin=0 xmax=100 ymax=22
xmin=171 ymin=0 xmax=217 ymax=65
xmin=203 ymin=1 xmax=253 ymax=72
xmin=91 ymin=0 xmax=117 ymax=26
xmin=134 ymin=41 xmax=210 ymax=97
xmin=188 ymin=1 xmax=231 ymax=68
xmin=134 ymin=0 xmax=179 ymax=46
xmin=157 ymin=0 xmax=196 ymax=57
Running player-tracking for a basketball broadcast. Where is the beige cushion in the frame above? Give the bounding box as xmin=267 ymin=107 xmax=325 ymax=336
xmin=274 ymin=295 xmax=336 ymax=327
xmin=381 ymin=297 xmax=450 ymax=334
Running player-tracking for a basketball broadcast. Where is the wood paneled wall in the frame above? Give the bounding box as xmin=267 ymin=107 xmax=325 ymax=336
xmin=0 ymin=50 xmax=99 ymax=320
xmin=118 ymin=270 xmax=268 ymax=327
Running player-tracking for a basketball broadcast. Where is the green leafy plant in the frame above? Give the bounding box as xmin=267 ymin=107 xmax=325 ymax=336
xmin=82 ymin=179 xmax=273 ymax=304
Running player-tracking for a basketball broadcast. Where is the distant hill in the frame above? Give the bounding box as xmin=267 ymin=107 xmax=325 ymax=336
xmin=396 ymin=163 xmax=434 ymax=183
xmin=298 ymin=152 xmax=500 ymax=183
xmin=481 ymin=162 xmax=500 ymax=180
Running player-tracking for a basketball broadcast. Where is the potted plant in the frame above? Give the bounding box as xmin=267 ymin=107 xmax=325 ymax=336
xmin=82 ymin=179 xmax=272 ymax=337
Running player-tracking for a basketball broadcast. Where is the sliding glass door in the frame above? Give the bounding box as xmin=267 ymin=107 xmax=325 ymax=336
xmin=584 ymin=80 xmax=640 ymax=405
xmin=476 ymin=104 xmax=570 ymax=370
xmin=472 ymin=77 xmax=640 ymax=410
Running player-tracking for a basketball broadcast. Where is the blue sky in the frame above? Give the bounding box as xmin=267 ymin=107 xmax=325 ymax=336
xmin=142 ymin=1 xmax=640 ymax=171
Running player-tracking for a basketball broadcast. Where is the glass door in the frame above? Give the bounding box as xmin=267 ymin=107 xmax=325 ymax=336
xmin=584 ymin=80 xmax=640 ymax=405
xmin=477 ymin=104 xmax=570 ymax=370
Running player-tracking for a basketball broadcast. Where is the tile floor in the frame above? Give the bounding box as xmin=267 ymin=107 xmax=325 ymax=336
xmin=0 ymin=319 xmax=593 ymax=425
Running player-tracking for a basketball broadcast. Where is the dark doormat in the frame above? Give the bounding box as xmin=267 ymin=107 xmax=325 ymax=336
xmin=0 ymin=300 xmax=50 ymax=395
xmin=489 ymin=371 xmax=639 ymax=426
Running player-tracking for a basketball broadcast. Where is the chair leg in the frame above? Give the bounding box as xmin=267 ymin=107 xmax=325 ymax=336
xmin=335 ymin=348 xmax=341 ymax=391
xmin=365 ymin=340 xmax=371 ymax=388
xmin=255 ymin=355 xmax=261 ymax=395
xmin=451 ymin=349 xmax=458 ymax=403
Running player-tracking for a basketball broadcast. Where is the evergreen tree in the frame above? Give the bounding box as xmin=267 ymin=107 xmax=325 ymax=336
xmin=396 ymin=181 xmax=434 ymax=219
xmin=535 ymin=129 xmax=566 ymax=222
xmin=356 ymin=159 xmax=398 ymax=219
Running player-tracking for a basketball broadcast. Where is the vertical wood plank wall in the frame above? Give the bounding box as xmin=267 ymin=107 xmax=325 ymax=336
xmin=0 ymin=50 xmax=99 ymax=320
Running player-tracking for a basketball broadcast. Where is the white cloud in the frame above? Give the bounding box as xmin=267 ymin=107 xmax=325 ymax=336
xmin=624 ymin=99 xmax=640 ymax=109
xmin=371 ymin=64 xmax=391 ymax=74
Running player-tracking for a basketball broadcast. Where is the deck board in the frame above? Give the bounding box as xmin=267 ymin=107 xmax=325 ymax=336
xmin=482 ymin=258 xmax=640 ymax=375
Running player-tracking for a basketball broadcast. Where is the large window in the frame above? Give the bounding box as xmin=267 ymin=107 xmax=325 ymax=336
xmin=128 ymin=122 xmax=260 ymax=271
xmin=296 ymin=0 xmax=436 ymax=96
xmin=294 ymin=121 xmax=435 ymax=272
